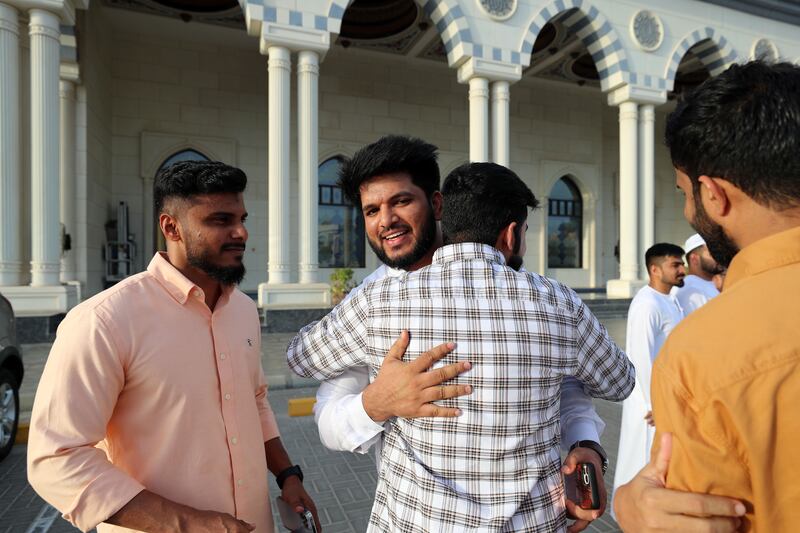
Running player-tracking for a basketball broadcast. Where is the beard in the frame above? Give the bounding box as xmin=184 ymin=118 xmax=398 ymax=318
xmin=699 ymin=254 xmax=722 ymax=277
xmin=691 ymin=193 xmax=740 ymax=268
xmin=186 ymin=241 xmax=246 ymax=286
xmin=368 ymin=208 xmax=437 ymax=270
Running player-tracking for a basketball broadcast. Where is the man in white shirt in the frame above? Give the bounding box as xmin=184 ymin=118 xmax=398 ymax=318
xmin=613 ymin=243 xmax=685 ymax=498
xmin=674 ymin=233 xmax=720 ymax=314
xmin=313 ymin=135 xmax=611 ymax=530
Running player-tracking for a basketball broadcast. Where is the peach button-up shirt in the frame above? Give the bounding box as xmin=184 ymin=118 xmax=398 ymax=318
xmin=28 ymin=253 xmax=280 ymax=532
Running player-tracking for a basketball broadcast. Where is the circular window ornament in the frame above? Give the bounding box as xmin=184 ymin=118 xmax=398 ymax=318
xmin=630 ymin=10 xmax=663 ymax=52
xmin=477 ymin=0 xmax=517 ymax=21
xmin=752 ymin=38 xmax=778 ymax=62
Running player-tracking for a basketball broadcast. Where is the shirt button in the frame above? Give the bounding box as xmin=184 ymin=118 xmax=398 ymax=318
xmin=220 ymin=353 xmax=226 ymax=360
xmin=231 ymin=437 xmax=238 ymax=445
xmin=225 ymin=393 xmax=231 ymax=400
xmin=237 ymin=479 xmax=243 ymax=486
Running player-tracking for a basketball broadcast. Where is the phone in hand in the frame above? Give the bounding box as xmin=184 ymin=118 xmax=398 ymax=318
xmin=575 ymin=463 xmax=601 ymax=510
xmin=275 ymin=496 xmax=317 ymax=533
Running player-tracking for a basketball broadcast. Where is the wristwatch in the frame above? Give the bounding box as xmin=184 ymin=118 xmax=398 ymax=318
xmin=276 ymin=464 xmax=304 ymax=489
xmin=569 ymin=440 xmax=608 ymax=476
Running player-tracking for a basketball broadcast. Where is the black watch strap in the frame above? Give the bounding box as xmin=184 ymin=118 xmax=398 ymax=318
xmin=276 ymin=464 xmax=304 ymax=489
xmin=569 ymin=440 xmax=608 ymax=476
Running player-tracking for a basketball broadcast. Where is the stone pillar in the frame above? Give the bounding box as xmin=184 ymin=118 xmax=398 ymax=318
xmin=638 ymin=104 xmax=655 ymax=278
xmin=60 ymin=78 xmax=77 ymax=282
xmin=267 ymin=45 xmax=291 ymax=285
xmin=297 ymin=50 xmax=319 ymax=285
xmin=491 ymin=81 xmax=510 ymax=166
xmin=468 ymin=77 xmax=489 ymax=162
xmin=29 ymin=9 xmax=61 ymax=287
xmin=0 ymin=3 xmax=23 ymax=286
xmin=617 ymin=101 xmax=639 ymax=282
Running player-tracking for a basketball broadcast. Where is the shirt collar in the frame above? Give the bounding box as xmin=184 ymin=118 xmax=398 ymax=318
xmin=146 ymin=252 xmax=234 ymax=306
xmin=725 ymin=225 xmax=800 ymax=290
xmin=432 ymin=242 xmax=507 ymax=266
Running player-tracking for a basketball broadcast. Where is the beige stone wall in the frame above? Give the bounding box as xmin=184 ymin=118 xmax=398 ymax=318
xmin=79 ymin=4 xmax=116 ymax=296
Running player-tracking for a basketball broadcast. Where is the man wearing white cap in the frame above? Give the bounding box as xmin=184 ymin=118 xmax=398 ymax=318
xmin=674 ymin=233 xmax=721 ymax=315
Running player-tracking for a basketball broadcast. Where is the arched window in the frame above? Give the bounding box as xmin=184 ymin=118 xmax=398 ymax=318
xmin=318 ymin=157 xmax=365 ymax=268
xmin=153 ymin=149 xmax=210 ymax=253
xmin=547 ymin=176 xmax=582 ymax=268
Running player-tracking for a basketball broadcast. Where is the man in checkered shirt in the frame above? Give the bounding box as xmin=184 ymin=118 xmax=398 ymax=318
xmin=288 ymin=162 xmax=635 ymax=532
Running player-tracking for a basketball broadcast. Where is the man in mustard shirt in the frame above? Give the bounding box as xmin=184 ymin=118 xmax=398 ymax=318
xmin=614 ymin=60 xmax=800 ymax=532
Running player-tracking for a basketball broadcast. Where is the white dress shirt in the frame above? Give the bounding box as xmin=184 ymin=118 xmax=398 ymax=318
xmin=613 ymin=285 xmax=684 ymax=495
xmin=674 ymin=274 xmax=719 ymax=315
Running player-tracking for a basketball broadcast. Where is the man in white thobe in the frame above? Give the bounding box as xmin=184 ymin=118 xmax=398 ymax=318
xmin=613 ymin=243 xmax=686 ymax=500
xmin=674 ymin=233 xmax=721 ymax=314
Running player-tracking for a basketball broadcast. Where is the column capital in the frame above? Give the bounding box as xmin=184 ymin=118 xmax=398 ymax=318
xmin=9 ymin=0 xmax=87 ymax=26
xmin=467 ymin=76 xmax=489 ymax=99
xmin=259 ymin=22 xmax=329 ymax=59
xmin=60 ymin=61 xmax=79 ymax=82
xmin=457 ymin=57 xmax=522 ymax=85
xmin=266 ymin=44 xmax=290 ymax=72
xmin=297 ymin=49 xmax=319 ymax=74
xmin=607 ymin=83 xmax=667 ymax=107
xmin=0 ymin=4 xmax=19 ymax=35
xmin=491 ymin=80 xmax=510 ymax=101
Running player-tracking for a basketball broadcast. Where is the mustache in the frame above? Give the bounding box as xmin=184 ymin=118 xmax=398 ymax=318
xmin=380 ymin=224 xmax=411 ymax=239
xmin=221 ymin=243 xmax=246 ymax=251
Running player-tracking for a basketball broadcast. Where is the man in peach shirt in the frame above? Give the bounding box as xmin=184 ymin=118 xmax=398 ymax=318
xmin=28 ymin=161 xmax=319 ymax=532
xmin=614 ymin=61 xmax=800 ymax=531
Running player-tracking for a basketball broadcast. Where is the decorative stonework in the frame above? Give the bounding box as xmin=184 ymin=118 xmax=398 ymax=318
xmin=630 ymin=10 xmax=663 ymax=52
xmin=477 ymin=0 xmax=517 ymax=21
xmin=752 ymin=38 xmax=778 ymax=61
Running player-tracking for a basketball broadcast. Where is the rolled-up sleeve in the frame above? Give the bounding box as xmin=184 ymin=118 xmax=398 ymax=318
xmin=27 ymin=307 xmax=145 ymax=532
xmin=255 ymin=334 xmax=280 ymax=442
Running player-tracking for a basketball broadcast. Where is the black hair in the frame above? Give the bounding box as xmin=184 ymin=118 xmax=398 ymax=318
xmin=665 ymin=60 xmax=800 ymax=209
xmin=441 ymin=162 xmax=539 ymax=246
xmin=645 ymin=243 xmax=685 ymax=270
xmin=338 ymin=135 xmax=440 ymax=207
xmin=154 ymin=160 xmax=247 ymax=215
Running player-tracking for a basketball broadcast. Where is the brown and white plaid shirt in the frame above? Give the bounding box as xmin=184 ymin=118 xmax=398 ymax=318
xmin=288 ymin=243 xmax=635 ymax=532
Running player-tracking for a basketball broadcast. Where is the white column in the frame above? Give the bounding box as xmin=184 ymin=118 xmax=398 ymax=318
xmin=638 ymin=104 xmax=655 ymax=277
xmin=0 ymin=3 xmax=23 ymax=286
xmin=267 ymin=45 xmax=291 ymax=285
xmin=491 ymin=81 xmax=510 ymax=167
xmin=29 ymin=9 xmax=61 ymax=286
xmin=618 ymin=100 xmax=639 ymax=281
xmin=468 ymin=76 xmax=489 ymax=162
xmin=298 ymin=50 xmax=319 ymax=285
xmin=60 ymin=79 xmax=77 ymax=282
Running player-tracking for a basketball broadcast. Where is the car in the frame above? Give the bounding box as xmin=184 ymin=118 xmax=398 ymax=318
xmin=0 ymin=292 xmax=22 ymax=461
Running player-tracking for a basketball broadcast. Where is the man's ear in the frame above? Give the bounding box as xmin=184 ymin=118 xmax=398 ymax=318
xmin=495 ymin=221 xmax=517 ymax=255
xmin=697 ymin=175 xmax=731 ymax=218
xmin=431 ymin=191 xmax=443 ymax=220
xmin=159 ymin=213 xmax=182 ymax=242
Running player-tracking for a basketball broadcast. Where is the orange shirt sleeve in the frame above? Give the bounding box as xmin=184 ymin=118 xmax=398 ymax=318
xmin=651 ymin=357 xmax=753 ymax=517
xmin=26 ymin=306 xmax=145 ymax=532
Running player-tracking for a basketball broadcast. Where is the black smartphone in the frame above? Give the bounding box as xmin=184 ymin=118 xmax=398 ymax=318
xmin=575 ymin=462 xmax=601 ymax=510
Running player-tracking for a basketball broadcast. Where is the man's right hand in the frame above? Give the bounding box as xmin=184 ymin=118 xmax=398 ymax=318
xmin=362 ymin=330 xmax=472 ymax=422
xmin=614 ymin=433 xmax=745 ymax=533
xmin=107 ymin=490 xmax=256 ymax=532
xmin=180 ymin=509 xmax=255 ymax=532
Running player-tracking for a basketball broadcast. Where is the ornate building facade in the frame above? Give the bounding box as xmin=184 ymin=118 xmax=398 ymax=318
xmin=0 ymin=0 xmax=799 ymax=323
